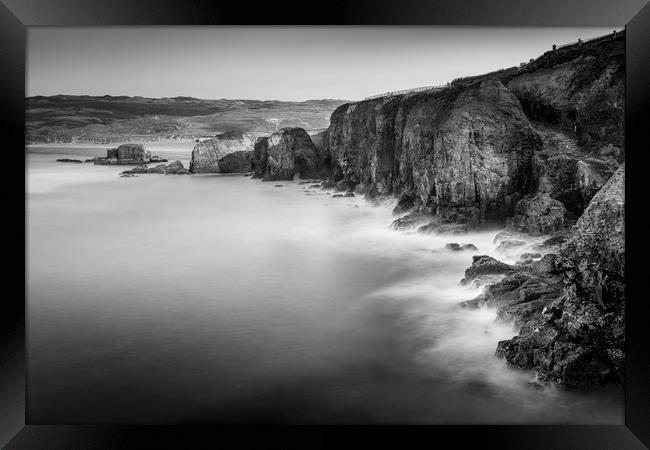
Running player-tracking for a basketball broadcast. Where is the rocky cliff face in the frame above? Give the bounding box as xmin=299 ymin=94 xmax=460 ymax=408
xmin=252 ymin=128 xmax=320 ymax=181
xmin=324 ymin=80 xmax=540 ymax=226
xmin=465 ymin=164 xmax=625 ymax=386
xmin=189 ymin=131 xmax=256 ymax=173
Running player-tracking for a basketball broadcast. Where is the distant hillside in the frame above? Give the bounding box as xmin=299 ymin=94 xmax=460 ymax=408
xmin=25 ymin=95 xmax=349 ymax=144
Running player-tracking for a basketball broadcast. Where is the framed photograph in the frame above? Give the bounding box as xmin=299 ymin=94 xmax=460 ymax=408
xmin=2 ymin=0 xmax=649 ymax=447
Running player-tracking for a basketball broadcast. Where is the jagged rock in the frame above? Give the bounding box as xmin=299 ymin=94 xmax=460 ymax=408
xmin=190 ymin=131 xmax=256 ymax=173
xmin=507 ymin=193 xmax=566 ymax=235
xmin=120 ymin=160 xmax=190 ymax=175
xmin=251 ymin=128 xmax=320 ymax=180
xmin=486 ymin=165 xmax=625 ymax=385
xmin=218 ymin=151 xmax=253 ymax=173
xmin=56 ymin=158 xmax=82 ymax=163
xmin=461 ymin=255 xmax=514 ymax=285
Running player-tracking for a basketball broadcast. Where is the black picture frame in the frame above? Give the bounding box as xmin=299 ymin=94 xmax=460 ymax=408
xmin=2 ymin=0 xmax=649 ymax=448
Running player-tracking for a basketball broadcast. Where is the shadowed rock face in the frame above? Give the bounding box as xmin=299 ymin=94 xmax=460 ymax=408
xmin=218 ymin=151 xmax=253 ymax=173
xmin=190 ymin=131 xmax=256 ymax=173
xmin=324 ymin=79 xmax=540 ymax=226
xmin=507 ymin=193 xmax=566 ymax=235
xmin=251 ymin=127 xmax=320 ymax=181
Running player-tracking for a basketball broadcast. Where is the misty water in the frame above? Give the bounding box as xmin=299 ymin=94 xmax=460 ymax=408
xmin=27 ymin=145 xmax=622 ymax=424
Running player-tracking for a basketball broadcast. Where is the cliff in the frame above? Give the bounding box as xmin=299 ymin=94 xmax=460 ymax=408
xmin=321 ymin=31 xmax=623 ymax=232
xmin=316 ymin=32 xmax=625 ymax=386
xmin=190 ymin=131 xmax=256 ymax=173
xmin=324 ymin=79 xmax=540 ymax=227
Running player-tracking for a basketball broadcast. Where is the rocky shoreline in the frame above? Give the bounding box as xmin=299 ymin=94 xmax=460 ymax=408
xmin=55 ymin=31 xmax=625 ymax=387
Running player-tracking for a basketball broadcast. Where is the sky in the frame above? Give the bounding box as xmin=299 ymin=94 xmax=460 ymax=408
xmin=27 ymin=26 xmax=619 ymax=102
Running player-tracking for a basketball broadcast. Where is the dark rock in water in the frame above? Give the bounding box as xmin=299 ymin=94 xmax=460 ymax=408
xmin=84 ymin=157 xmax=98 ymax=163
xmin=507 ymin=193 xmax=566 ymax=235
xmin=332 ymin=194 xmax=344 ymax=198
xmin=447 ymin=243 xmax=479 ymax=251
xmin=274 ymin=184 xmax=283 ymax=187
xmin=218 ymin=150 xmax=253 ymax=173
xmin=95 ymin=144 xmax=152 ymax=165
xmin=120 ymin=160 xmax=190 ymax=175
xmin=119 ymin=173 xmax=138 ymax=178
xmin=461 ymin=255 xmax=514 ymax=285
xmin=56 ymin=158 xmax=82 ymax=163
xmin=344 ymin=192 xmax=355 ymax=197
xmin=190 ymin=131 xmax=256 ymax=173
xmin=150 ymin=156 xmax=168 ymax=163
xmin=309 ymin=184 xmax=321 ymax=189
xmin=251 ymin=127 xmax=321 ymax=180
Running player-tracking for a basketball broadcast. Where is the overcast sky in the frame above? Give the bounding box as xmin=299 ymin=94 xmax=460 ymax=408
xmin=27 ymin=26 xmax=618 ymax=101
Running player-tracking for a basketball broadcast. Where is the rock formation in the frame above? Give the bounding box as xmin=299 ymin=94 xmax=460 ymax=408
xmin=251 ymin=127 xmax=321 ymax=181
xmin=461 ymin=164 xmax=625 ymax=385
xmin=93 ymin=144 xmax=163 ymax=165
xmin=218 ymin=151 xmax=253 ymax=173
xmin=324 ymin=80 xmax=540 ymax=227
xmin=189 ymin=131 xmax=256 ymax=173
xmin=120 ymin=160 xmax=191 ymax=175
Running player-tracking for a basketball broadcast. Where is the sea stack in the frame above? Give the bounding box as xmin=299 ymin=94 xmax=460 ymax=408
xmin=189 ymin=131 xmax=256 ymax=173
xmin=94 ymin=144 xmax=152 ymax=165
xmin=251 ymin=127 xmax=320 ymax=181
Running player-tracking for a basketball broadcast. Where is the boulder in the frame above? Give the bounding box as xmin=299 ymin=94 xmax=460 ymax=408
xmin=56 ymin=158 xmax=82 ymax=163
xmin=189 ymin=131 xmax=256 ymax=173
xmin=251 ymin=128 xmax=320 ymax=181
xmin=461 ymin=255 xmax=514 ymax=285
xmin=120 ymin=160 xmax=190 ymax=175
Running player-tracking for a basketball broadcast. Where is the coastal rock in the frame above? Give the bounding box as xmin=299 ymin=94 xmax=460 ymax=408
xmin=218 ymin=151 xmax=253 ymax=173
xmin=120 ymin=160 xmax=190 ymax=175
xmin=480 ymin=165 xmax=624 ymax=385
xmin=94 ymin=144 xmax=153 ymax=165
xmin=461 ymin=255 xmax=514 ymax=285
xmin=251 ymin=127 xmax=320 ymax=181
xmin=445 ymin=243 xmax=478 ymax=252
xmin=507 ymin=193 xmax=566 ymax=235
xmin=189 ymin=131 xmax=256 ymax=173
xmin=56 ymin=158 xmax=82 ymax=163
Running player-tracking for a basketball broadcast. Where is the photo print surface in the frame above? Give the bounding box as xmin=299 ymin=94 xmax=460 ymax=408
xmin=26 ymin=26 xmax=625 ymax=424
